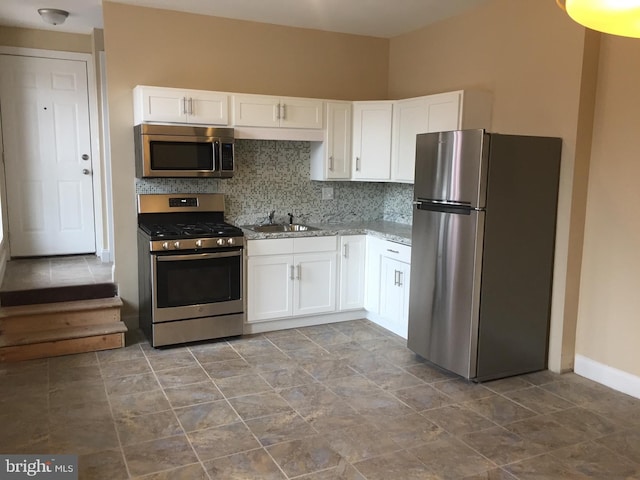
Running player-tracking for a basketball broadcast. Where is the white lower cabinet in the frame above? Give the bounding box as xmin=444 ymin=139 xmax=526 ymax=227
xmin=338 ymin=235 xmax=366 ymax=310
xmin=247 ymin=255 xmax=293 ymax=321
xmin=294 ymin=252 xmax=337 ymax=316
xmin=365 ymin=236 xmax=411 ymax=339
xmin=247 ymin=237 xmax=337 ymax=322
xmin=379 ymin=256 xmax=411 ymax=338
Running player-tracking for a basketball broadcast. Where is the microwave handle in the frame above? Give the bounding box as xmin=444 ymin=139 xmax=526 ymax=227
xmin=214 ymin=140 xmax=221 ymax=173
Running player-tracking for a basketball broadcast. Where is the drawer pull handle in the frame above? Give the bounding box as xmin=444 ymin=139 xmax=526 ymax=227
xmin=387 ymin=249 xmax=399 ymax=254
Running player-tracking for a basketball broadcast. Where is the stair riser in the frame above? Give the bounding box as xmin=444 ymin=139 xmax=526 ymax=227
xmin=0 ymin=333 xmax=125 ymax=362
xmin=0 ymin=308 xmax=121 ymax=335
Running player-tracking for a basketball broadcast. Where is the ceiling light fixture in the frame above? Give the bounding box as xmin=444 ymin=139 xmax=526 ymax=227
xmin=556 ymin=0 xmax=640 ymax=38
xmin=37 ymin=8 xmax=69 ymax=26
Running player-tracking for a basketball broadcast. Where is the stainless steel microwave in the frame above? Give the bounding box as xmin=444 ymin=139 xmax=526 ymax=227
xmin=134 ymin=124 xmax=235 ymax=178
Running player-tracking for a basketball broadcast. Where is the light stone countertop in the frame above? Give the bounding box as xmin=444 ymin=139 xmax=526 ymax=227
xmin=240 ymin=220 xmax=412 ymax=246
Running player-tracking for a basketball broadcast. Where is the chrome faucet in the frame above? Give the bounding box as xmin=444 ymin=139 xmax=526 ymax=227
xmin=268 ymin=210 xmax=275 ymax=224
xmin=287 ymin=213 xmax=294 ymax=225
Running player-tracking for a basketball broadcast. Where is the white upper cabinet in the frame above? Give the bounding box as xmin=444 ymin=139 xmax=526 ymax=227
xmin=133 ymin=85 xmax=229 ymax=125
xmin=310 ymin=101 xmax=352 ymax=181
xmin=232 ymin=94 xmax=323 ymax=129
xmin=351 ymin=101 xmax=393 ymax=181
xmin=391 ymin=90 xmax=492 ymax=183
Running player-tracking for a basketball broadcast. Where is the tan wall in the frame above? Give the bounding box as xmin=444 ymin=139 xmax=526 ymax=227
xmin=102 ymin=2 xmax=389 ymax=321
xmin=388 ymin=0 xmax=592 ymax=372
xmin=576 ymin=35 xmax=640 ymax=376
xmin=0 ymin=26 xmax=92 ymax=53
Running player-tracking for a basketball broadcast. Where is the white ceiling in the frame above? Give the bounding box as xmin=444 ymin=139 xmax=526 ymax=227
xmin=0 ymin=0 xmax=488 ymax=38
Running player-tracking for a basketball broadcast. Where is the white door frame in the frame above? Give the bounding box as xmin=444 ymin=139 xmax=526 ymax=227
xmin=0 ymin=46 xmax=108 ymax=261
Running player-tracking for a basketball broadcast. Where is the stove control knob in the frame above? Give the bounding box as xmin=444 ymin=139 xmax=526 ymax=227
xmin=162 ymin=242 xmax=169 ymax=250
xmin=195 ymin=239 xmax=203 ymax=248
xmin=227 ymin=238 xmax=235 ymax=246
xmin=173 ymin=241 xmax=180 ymax=249
xmin=217 ymin=238 xmax=226 ymax=246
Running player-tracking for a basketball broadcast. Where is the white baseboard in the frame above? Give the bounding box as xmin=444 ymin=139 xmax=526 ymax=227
xmin=99 ymin=249 xmax=112 ymax=263
xmin=244 ymin=310 xmax=366 ymax=334
xmin=0 ymin=244 xmax=7 ymax=287
xmin=574 ymin=354 xmax=640 ymax=400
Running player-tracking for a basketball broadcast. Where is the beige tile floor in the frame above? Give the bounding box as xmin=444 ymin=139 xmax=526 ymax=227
xmin=1 ymin=320 xmax=639 ymax=479
xmin=0 ymin=254 xmax=113 ymax=291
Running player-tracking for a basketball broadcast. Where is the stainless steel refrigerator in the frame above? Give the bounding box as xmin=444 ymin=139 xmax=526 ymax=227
xmin=407 ymin=129 xmax=562 ymax=381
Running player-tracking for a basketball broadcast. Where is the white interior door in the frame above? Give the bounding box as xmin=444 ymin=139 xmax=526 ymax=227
xmin=0 ymin=54 xmax=96 ymax=257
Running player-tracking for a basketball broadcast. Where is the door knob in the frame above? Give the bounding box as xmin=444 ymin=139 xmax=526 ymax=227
xmin=82 ymin=169 xmax=91 ymax=175
xmin=81 ymin=154 xmax=89 ymax=160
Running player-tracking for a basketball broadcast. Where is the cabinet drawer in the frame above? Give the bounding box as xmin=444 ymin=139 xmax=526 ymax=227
xmin=247 ymin=239 xmax=294 ymax=256
xmin=294 ymin=236 xmax=337 ymax=254
xmin=381 ymin=241 xmax=411 ymax=263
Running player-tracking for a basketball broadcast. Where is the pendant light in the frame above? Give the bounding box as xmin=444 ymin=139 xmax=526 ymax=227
xmin=556 ymin=0 xmax=640 ymax=38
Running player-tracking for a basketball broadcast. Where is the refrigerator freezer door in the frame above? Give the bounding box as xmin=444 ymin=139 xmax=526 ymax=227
xmin=414 ymin=129 xmax=489 ymax=209
xmin=407 ymin=203 xmax=485 ymax=379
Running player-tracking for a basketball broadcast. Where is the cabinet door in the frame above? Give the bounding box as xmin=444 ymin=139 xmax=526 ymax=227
xmin=379 ymin=257 xmax=411 ymax=339
xmin=364 ymin=236 xmax=384 ymax=313
xmin=338 ymin=235 xmax=366 ymax=310
xmin=136 ymin=86 xmax=188 ymax=123
xmin=188 ymin=90 xmax=229 ymax=125
xmin=425 ymin=91 xmax=461 ymax=133
xmin=247 ymin=255 xmax=293 ymax=322
xmin=352 ymin=102 xmax=392 ymax=181
xmin=391 ymin=97 xmax=429 ymax=183
xmin=232 ymin=94 xmax=280 ymax=127
xmin=293 ymin=252 xmax=337 ymax=316
xmin=326 ymin=102 xmax=352 ymax=179
xmin=281 ymin=98 xmax=323 ymax=129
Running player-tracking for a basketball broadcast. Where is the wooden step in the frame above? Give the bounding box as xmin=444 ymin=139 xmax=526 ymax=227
xmin=0 ymin=282 xmax=118 ymax=307
xmin=0 ymin=324 xmax=127 ymax=362
xmin=0 ymin=297 xmax=123 ymax=335
xmin=0 ymin=296 xmax=127 ymax=362
xmin=0 ymin=321 xmax=128 ymax=348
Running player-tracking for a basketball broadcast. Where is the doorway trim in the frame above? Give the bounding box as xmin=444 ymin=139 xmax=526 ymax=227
xmin=0 ymin=46 xmax=108 ymax=261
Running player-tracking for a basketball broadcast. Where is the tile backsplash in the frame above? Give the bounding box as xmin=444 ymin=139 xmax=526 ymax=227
xmin=136 ymin=140 xmax=414 ymax=226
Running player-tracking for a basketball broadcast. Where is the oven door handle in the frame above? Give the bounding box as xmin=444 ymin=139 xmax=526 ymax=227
xmin=155 ymin=250 xmax=241 ymax=262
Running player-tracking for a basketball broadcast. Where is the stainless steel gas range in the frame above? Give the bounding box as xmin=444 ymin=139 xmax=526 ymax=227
xmin=137 ymin=193 xmax=244 ymax=347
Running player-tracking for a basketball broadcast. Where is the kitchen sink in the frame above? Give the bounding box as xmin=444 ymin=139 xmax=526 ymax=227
xmin=248 ymin=223 xmax=320 ymax=233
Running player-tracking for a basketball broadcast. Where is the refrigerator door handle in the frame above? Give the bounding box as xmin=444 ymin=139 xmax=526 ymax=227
xmin=414 ymin=200 xmax=482 ymax=215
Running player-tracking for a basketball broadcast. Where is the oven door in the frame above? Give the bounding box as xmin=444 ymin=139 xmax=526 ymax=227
xmin=151 ymin=248 xmax=243 ymax=323
xmin=142 ymin=134 xmax=219 ymax=177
